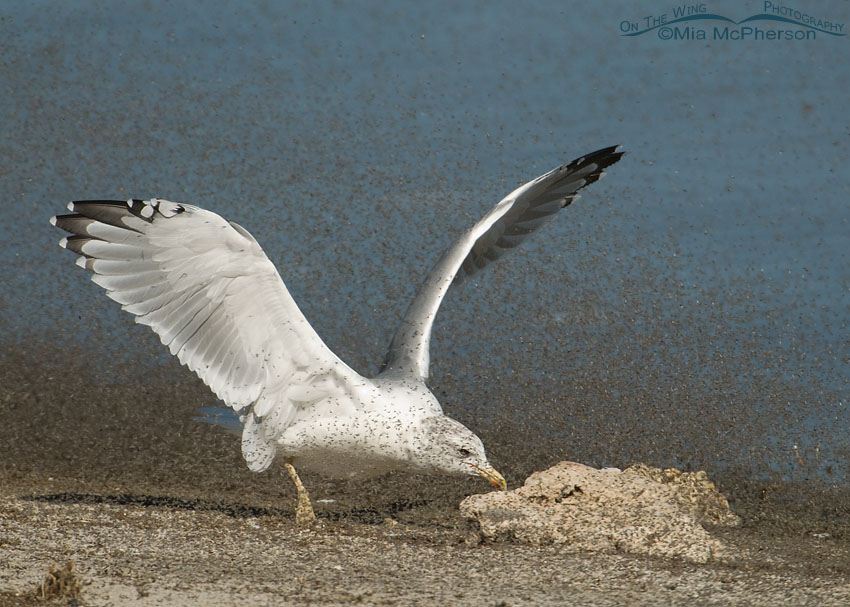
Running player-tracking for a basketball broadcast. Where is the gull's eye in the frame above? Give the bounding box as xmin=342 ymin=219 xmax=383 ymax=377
xmin=458 ymin=447 xmax=472 ymax=458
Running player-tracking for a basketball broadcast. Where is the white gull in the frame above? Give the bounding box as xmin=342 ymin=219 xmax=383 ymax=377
xmin=51 ymin=145 xmax=623 ymax=523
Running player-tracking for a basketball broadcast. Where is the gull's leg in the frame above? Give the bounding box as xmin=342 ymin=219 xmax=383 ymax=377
xmin=284 ymin=458 xmax=316 ymax=524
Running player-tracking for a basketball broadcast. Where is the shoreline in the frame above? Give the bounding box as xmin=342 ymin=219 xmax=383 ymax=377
xmin=2 ymin=471 xmax=850 ymax=607
xmin=2 ymin=351 xmax=849 ymax=605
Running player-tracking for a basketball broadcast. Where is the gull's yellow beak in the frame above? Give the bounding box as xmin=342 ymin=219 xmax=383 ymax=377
xmin=468 ymin=463 xmax=507 ymax=491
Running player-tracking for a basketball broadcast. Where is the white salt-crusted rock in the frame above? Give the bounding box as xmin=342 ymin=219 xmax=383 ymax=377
xmin=460 ymin=461 xmax=740 ymax=563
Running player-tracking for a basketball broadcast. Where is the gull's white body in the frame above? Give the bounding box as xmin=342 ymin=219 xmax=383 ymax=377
xmin=51 ymin=146 xmax=623 ymax=492
xmin=274 ymin=378 xmax=442 ymax=479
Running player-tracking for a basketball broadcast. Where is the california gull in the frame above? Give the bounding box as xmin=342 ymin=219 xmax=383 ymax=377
xmin=50 ymin=145 xmax=623 ymax=523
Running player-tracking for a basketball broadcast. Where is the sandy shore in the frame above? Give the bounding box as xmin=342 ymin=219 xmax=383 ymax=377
xmin=2 ymin=352 xmax=849 ymax=605
xmin=2 ymin=470 xmax=850 ymax=607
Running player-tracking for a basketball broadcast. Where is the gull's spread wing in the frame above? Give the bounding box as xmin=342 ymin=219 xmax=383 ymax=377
xmin=380 ymin=145 xmax=624 ymax=379
xmin=51 ymin=199 xmax=363 ymax=471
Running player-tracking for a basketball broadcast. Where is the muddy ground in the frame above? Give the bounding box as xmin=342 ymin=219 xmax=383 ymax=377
xmin=1 ymin=348 xmax=849 ymax=606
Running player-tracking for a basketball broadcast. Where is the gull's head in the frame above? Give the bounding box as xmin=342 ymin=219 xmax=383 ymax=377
xmin=409 ymin=415 xmax=506 ymax=490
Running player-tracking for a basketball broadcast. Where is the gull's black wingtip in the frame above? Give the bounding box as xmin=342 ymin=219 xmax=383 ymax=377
xmin=555 ymin=144 xmax=625 ymax=186
xmin=584 ymin=144 xmax=625 ymax=168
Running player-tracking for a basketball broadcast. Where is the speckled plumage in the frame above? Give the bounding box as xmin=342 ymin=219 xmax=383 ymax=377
xmin=51 ymin=146 xmax=623 ymax=514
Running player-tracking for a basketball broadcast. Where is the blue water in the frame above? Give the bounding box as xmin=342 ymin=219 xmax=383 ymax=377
xmin=1 ymin=0 xmax=848 ymax=484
